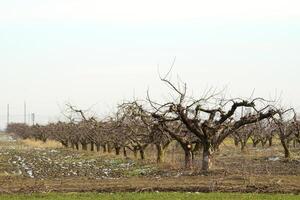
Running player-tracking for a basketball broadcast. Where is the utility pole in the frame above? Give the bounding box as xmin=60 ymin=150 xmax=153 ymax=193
xmin=24 ymin=101 xmax=27 ymax=124
xmin=31 ymin=113 xmax=35 ymax=125
xmin=7 ymin=104 xmax=10 ymax=127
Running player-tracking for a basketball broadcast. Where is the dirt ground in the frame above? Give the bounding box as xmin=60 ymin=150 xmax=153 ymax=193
xmin=0 ymin=132 xmax=299 ymax=194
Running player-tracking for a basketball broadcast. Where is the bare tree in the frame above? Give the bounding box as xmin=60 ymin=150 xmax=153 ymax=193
xmin=147 ymin=74 xmax=279 ymax=171
xmin=6 ymin=123 xmax=30 ymax=139
xmin=272 ymin=109 xmax=297 ymax=158
xmin=117 ymin=102 xmax=151 ymax=160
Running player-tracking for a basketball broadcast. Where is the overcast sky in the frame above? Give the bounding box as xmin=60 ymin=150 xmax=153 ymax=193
xmin=0 ymin=0 xmax=300 ymax=129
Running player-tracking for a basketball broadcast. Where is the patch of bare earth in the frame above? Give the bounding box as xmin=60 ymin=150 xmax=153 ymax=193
xmin=0 ymin=139 xmax=299 ymax=194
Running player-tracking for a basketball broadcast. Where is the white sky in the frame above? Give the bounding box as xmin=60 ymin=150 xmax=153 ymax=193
xmin=1 ymin=0 xmax=300 ymax=23
xmin=0 ymin=0 xmax=300 ymax=128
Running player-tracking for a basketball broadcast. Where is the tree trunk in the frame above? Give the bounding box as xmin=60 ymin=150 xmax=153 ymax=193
xmin=90 ymin=142 xmax=94 ymax=151
xmin=61 ymin=141 xmax=68 ymax=148
xmin=292 ymin=139 xmax=299 ymax=148
xmin=261 ymin=140 xmax=267 ymax=147
xmin=96 ymin=144 xmax=101 ymax=152
xmin=81 ymin=142 xmax=88 ymax=151
xmin=280 ymin=138 xmax=290 ymax=158
xmin=234 ymin=137 xmax=239 ymax=147
xmin=252 ymin=140 xmax=259 ymax=148
xmin=139 ymin=148 xmax=145 ymax=160
xmin=102 ymin=144 xmax=107 ymax=153
xmin=184 ymin=149 xmax=192 ymax=169
xmin=123 ymin=147 xmax=127 ymax=157
xmin=75 ymin=143 xmax=79 ymax=150
xmin=107 ymin=143 xmax=112 ymax=153
xmin=241 ymin=141 xmax=247 ymax=152
xmin=268 ymin=137 xmax=273 ymax=147
xmin=133 ymin=146 xmax=138 ymax=158
xmin=115 ymin=147 xmax=121 ymax=155
xmin=71 ymin=143 xmax=75 ymax=149
xmin=202 ymin=144 xmax=212 ymax=171
xmin=156 ymin=144 xmax=165 ymax=163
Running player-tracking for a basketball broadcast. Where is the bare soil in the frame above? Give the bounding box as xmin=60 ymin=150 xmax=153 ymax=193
xmin=0 ymin=133 xmax=299 ymax=194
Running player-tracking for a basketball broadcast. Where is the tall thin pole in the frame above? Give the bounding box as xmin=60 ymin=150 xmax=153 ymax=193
xmin=7 ymin=104 xmax=10 ymax=127
xmin=31 ymin=113 xmax=35 ymax=125
xmin=24 ymin=101 xmax=27 ymax=124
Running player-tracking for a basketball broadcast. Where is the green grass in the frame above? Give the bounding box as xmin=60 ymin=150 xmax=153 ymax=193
xmin=0 ymin=193 xmax=299 ymax=200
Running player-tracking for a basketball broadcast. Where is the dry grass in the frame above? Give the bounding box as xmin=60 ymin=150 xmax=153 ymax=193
xmin=21 ymin=139 xmax=62 ymax=149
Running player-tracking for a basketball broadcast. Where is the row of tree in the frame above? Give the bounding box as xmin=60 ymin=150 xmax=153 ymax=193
xmin=6 ymin=76 xmax=300 ymax=171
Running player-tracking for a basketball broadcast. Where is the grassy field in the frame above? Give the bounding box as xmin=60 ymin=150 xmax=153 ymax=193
xmin=0 ymin=192 xmax=299 ymax=200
